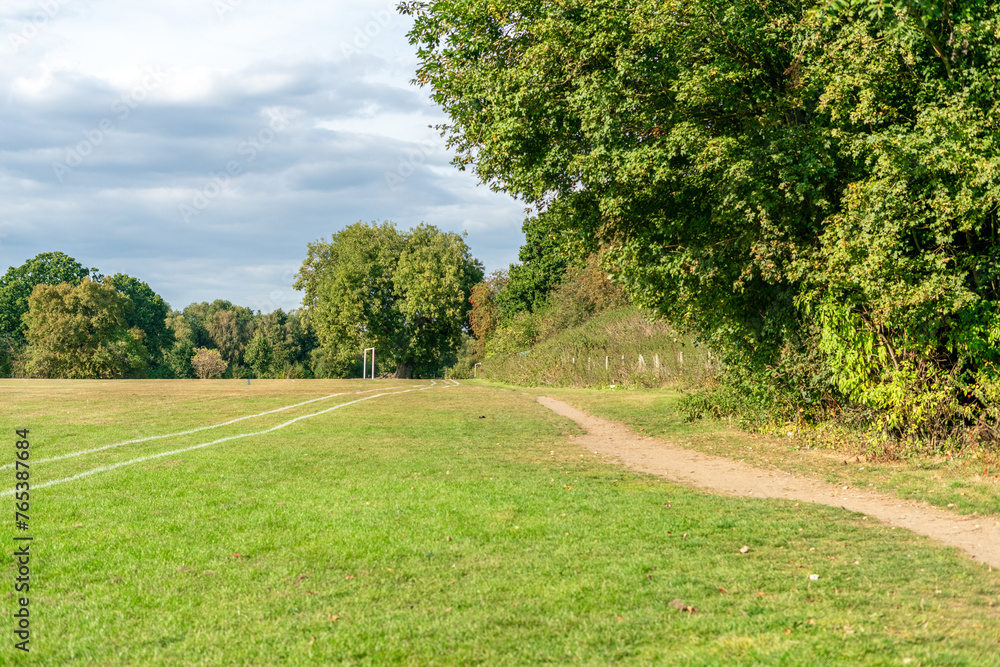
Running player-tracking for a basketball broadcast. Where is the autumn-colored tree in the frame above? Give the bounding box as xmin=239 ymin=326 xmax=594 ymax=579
xmin=468 ymin=271 xmax=507 ymax=357
xmin=191 ymin=347 xmax=228 ymax=379
xmin=23 ymin=277 xmax=148 ymax=379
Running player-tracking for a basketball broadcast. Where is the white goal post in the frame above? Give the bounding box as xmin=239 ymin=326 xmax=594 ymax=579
xmin=363 ymin=347 xmax=376 ymax=379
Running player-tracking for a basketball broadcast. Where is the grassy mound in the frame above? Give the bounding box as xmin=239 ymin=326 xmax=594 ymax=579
xmin=483 ymin=306 xmax=716 ymax=388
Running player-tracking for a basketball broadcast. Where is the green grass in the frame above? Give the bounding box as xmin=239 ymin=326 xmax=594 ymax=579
xmin=511 ymin=383 xmax=1000 ymax=520
xmin=2 ymin=380 xmax=1000 ymax=664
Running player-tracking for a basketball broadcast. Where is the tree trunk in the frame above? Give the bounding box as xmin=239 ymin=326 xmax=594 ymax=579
xmin=394 ymin=363 xmax=413 ymax=379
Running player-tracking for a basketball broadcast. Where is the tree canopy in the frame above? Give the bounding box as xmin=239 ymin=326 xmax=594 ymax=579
xmin=164 ymin=301 xmax=315 ymax=379
xmin=23 ymin=277 xmax=148 ymax=379
xmin=296 ymin=221 xmax=484 ymax=378
xmin=111 ymin=273 xmax=174 ymax=375
xmin=404 ymin=0 xmax=1000 ymax=436
xmin=0 ymin=252 xmax=96 ymax=342
xmin=495 ymin=208 xmax=579 ymax=321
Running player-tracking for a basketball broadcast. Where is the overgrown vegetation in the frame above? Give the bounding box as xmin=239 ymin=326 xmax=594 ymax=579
xmin=405 ymin=0 xmax=1000 ymax=454
xmin=463 ymin=251 xmax=715 ymax=387
xmin=484 ymin=307 xmax=715 ymax=388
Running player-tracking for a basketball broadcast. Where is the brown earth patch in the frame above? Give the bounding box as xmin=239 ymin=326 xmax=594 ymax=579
xmin=539 ymin=396 xmax=1000 ymax=569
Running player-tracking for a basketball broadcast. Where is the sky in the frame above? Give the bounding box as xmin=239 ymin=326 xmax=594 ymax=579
xmin=0 ymin=0 xmax=527 ymax=313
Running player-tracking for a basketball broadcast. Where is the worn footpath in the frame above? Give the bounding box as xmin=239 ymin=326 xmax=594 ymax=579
xmin=539 ymin=396 xmax=1000 ymax=569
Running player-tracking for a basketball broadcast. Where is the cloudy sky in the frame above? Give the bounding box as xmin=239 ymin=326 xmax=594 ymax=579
xmin=0 ymin=0 xmax=527 ymax=313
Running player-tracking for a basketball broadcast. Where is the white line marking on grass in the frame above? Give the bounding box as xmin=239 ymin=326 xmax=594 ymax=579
xmin=1 ymin=385 xmax=406 ymax=471
xmin=1 ymin=384 xmax=436 ymax=497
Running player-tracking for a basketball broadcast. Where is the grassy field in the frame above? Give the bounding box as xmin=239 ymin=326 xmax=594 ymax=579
xmin=2 ymin=380 xmax=1000 ymax=665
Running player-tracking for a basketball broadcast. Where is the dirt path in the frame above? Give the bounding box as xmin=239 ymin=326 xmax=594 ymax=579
xmin=539 ymin=396 xmax=1000 ymax=569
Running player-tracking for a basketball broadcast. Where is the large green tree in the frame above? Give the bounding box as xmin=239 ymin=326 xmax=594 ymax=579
xmin=0 ymin=252 xmax=96 ymax=342
xmin=495 ymin=206 xmax=584 ymax=321
xmin=404 ymin=0 xmax=1000 ymax=434
xmin=23 ymin=277 xmax=148 ymax=379
xmin=296 ymin=221 xmax=484 ymax=378
xmin=110 ymin=273 xmax=175 ymax=376
xmin=244 ymin=330 xmax=274 ymax=378
xmin=165 ymin=313 xmax=197 ymax=379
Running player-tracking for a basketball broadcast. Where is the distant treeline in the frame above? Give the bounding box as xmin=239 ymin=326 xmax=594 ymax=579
xmin=0 ymin=252 xmax=322 ymax=379
xmin=0 ymin=250 xmax=410 ymax=382
xmin=2 ymin=221 xmax=481 ymax=381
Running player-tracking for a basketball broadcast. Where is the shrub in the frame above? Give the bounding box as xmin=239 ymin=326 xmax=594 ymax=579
xmin=191 ymin=347 xmax=227 ymax=379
